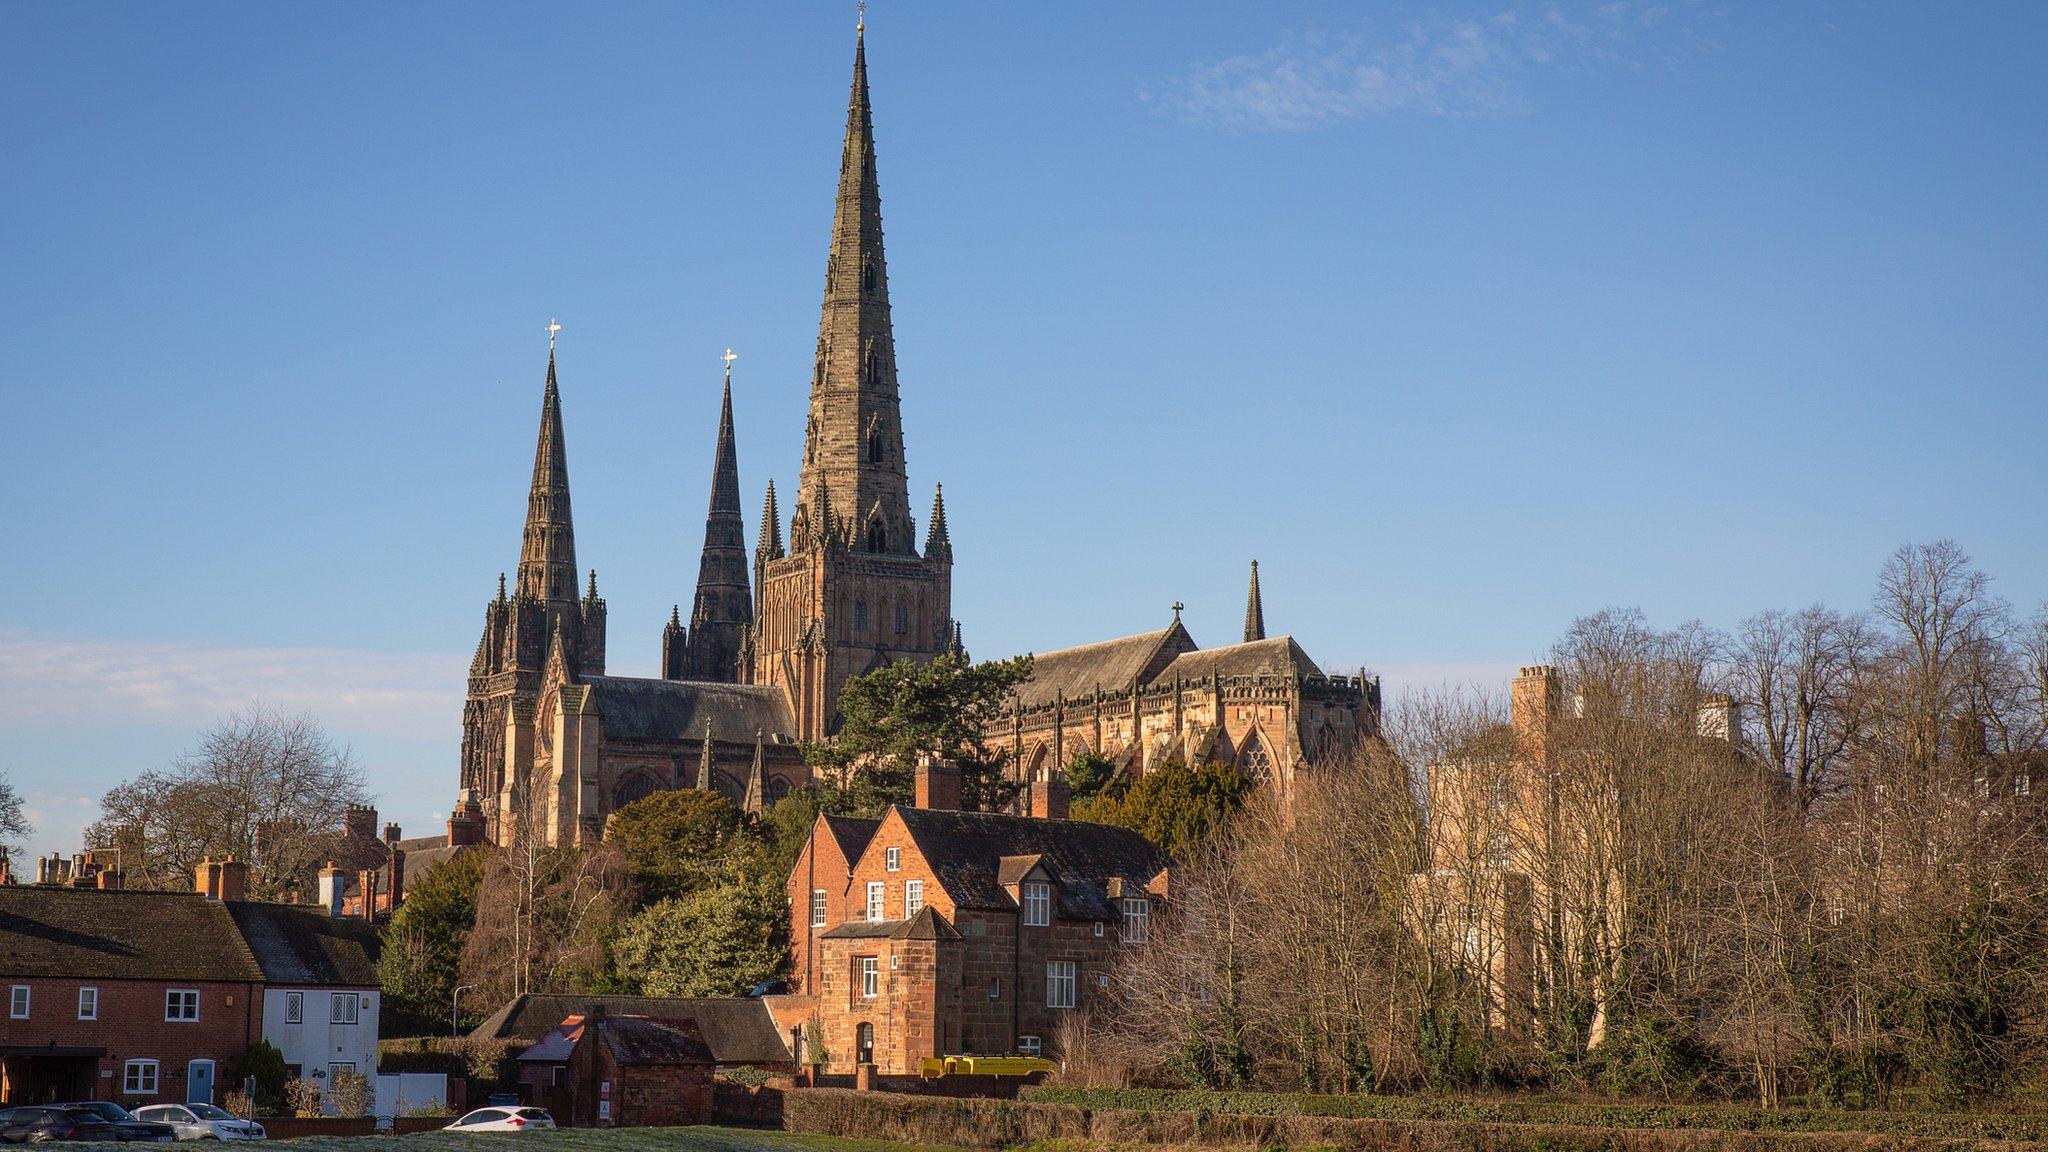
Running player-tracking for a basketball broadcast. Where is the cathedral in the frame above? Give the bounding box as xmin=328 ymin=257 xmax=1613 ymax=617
xmin=453 ymin=23 xmax=1373 ymax=848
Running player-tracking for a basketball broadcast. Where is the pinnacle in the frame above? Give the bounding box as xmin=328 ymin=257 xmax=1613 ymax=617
xmin=1244 ymin=559 xmax=1266 ymax=644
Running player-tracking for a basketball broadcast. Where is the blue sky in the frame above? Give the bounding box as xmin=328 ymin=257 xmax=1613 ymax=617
xmin=4 ymin=2 xmax=2044 ymax=862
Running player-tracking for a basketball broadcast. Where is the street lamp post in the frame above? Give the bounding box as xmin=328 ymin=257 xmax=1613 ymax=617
xmin=452 ymin=984 xmax=477 ymax=1038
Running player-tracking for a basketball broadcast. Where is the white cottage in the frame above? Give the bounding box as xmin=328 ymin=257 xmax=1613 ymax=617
xmin=222 ymin=900 xmax=381 ymax=1094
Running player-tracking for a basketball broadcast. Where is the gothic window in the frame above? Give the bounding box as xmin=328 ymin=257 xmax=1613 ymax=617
xmin=612 ymin=773 xmax=659 ymax=811
xmin=868 ymin=430 xmax=884 ymax=464
xmin=1239 ymin=734 xmax=1273 ymax=787
xmin=861 ymin=341 xmax=879 ymax=387
xmin=893 ymin=600 xmax=909 ymax=635
xmin=861 ymin=255 xmax=875 ymax=295
xmin=867 ymin=520 xmax=887 ymax=553
xmin=853 ymin=598 xmax=869 ymax=631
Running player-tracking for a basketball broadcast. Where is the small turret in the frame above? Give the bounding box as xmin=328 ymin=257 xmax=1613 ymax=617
xmin=925 ymin=483 xmax=951 ymax=563
xmin=661 ymin=605 xmax=687 ymax=681
xmin=696 ymin=725 xmax=715 ymax=791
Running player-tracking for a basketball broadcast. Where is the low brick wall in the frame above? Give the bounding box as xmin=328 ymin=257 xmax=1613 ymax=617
xmin=393 ymin=1116 xmax=450 ymax=1134
xmin=781 ymin=1088 xmax=2048 ymax=1152
xmin=254 ymin=1117 xmax=377 ymax=1139
xmin=713 ymin=1081 xmax=787 ymax=1126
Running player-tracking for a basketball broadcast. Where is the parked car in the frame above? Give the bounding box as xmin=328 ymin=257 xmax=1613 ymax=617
xmin=0 ymin=1106 xmax=128 ymax=1143
xmin=130 ymin=1104 xmax=266 ymax=1141
xmin=52 ymin=1103 xmax=178 ymax=1142
xmin=443 ymin=1108 xmax=554 ymax=1132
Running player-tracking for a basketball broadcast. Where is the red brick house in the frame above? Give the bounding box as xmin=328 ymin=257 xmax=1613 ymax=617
xmin=786 ymin=759 xmax=1169 ymax=1073
xmin=0 ymin=885 xmax=266 ymax=1105
xmin=563 ymin=1014 xmax=712 ymax=1127
xmin=1 ymin=863 xmax=380 ymax=1107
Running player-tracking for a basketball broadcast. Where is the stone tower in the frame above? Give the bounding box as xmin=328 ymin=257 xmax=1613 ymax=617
xmin=460 ymin=341 xmax=607 ymax=841
xmin=750 ymin=22 xmax=953 ymax=740
xmin=677 ymin=361 xmax=753 ymax=681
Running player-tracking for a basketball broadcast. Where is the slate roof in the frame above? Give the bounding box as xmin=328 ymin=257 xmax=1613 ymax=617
xmin=225 ymin=901 xmax=380 ymax=986
xmin=822 ymin=815 xmax=881 ymax=864
xmin=581 ymin=676 xmax=797 ymax=742
xmin=820 ymin=906 xmax=961 ymax=942
xmin=0 ymin=887 xmax=261 ymax=983
xmin=471 ymin=994 xmax=791 ymax=1064
xmin=1153 ymin=636 xmax=1323 ymax=684
xmin=1007 ymin=624 xmax=1197 ymax=710
xmin=593 ymin=1017 xmax=713 ymax=1066
xmin=396 ymin=842 xmax=474 ymax=892
xmin=894 ymin=807 xmax=1168 ymax=920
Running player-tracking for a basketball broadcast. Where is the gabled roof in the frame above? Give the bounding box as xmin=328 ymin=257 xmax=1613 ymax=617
xmin=580 ymin=677 xmax=796 ymax=743
xmin=589 ymin=1017 xmax=713 ymax=1066
xmin=0 ymin=888 xmax=261 ymax=983
xmin=225 ymin=901 xmax=380 ymax=986
xmin=821 ymin=906 xmax=961 ymax=942
xmin=1008 ymin=623 xmax=1198 ymax=710
xmin=822 ymin=814 xmax=881 ymax=864
xmin=470 ymin=994 xmax=791 ymax=1064
xmin=1153 ymin=635 xmax=1323 ymax=684
xmin=893 ymin=807 xmax=1168 ymax=920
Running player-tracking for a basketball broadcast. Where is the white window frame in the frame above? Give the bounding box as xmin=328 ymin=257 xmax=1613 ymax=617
xmin=884 ymin=846 xmax=901 ymax=872
xmin=78 ymin=987 xmax=98 ymax=1021
xmin=1017 ymin=1034 xmax=1042 ymax=1056
xmin=1093 ymin=921 xmax=1104 ymax=937
xmin=859 ymin=956 xmax=879 ymax=999
xmin=123 ymin=1059 xmax=160 ymax=1095
xmin=285 ymin=991 xmax=304 ymax=1024
xmin=810 ymin=889 xmax=828 ymax=928
xmin=8 ymin=984 xmax=27 ymax=1019
xmin=1021 ymin=880 xmax=1051 ymax=927
xmin=905 ymin=879 xmax=924 ymax=918
xmin=866 ymin=881 xmax=886 ymax=922
xmin=330 ymin=991 xmax=360 ymax=1025
xmin=1122 ymin=896 xmax=1150 ymax=943
xmin=988 ymin=977 xmax=1001 ymax=1000
xmin=165 ymin=989 xmax=199 ymax=1022
xmin=1046 ymin=960 xmax=1076 ymax=1009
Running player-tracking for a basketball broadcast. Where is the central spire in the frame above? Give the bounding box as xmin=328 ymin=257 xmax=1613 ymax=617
xmin=683 ymin=356 xmax=753 ymax=681
xmin=795 ymin=22 xmax=916 ymax=557
xmin=517 ymin=344 xmax=578 ymax=607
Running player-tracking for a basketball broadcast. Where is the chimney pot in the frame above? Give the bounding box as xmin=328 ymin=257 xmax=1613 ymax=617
xmin=913 ymin=754 xmax=961 ymax=811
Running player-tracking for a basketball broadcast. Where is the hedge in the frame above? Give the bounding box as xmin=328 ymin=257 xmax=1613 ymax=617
xmin=1020 ymin=1087 xmax=2048 ymax=1144
xmin=787 ymin=1087 xmax=2048 ymax=1152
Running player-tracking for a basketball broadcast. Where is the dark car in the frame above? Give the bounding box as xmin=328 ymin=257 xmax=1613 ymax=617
xmin=0 ymin=1106 xmax=127 ymax=1143
xmin=56 ymin=1103 xmax=178 ymax=1142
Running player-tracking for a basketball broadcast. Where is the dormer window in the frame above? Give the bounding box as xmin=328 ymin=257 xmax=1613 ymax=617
xmin=1021 ymin=880 xmax=1052 ymax=927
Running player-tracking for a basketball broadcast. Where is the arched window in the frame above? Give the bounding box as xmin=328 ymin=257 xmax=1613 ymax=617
xmin=861 ymin=255 xmax=876 ymax=295
xmin=893 ymin=600 xmax=909 ymax=635
xmin=853 ymin=598 xmax=869 ymax=631
xmin=867 ymin=520 xmax=887 ymax=553
xmin=768 ymin=776 xmax=792 ymax=804
xmin=612 ymin=773 xmax=659 ymax=811
xmin=868 ymin=431 xmax=884 ymax=464
xmin=1239 ymin=735 xmax=1274 ymax=787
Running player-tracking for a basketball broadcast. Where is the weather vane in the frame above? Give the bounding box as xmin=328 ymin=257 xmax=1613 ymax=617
xmin=857 ymin=0 xmax=865 ymax=31
xmin=545 ymin=317 xmax=562 ymax=351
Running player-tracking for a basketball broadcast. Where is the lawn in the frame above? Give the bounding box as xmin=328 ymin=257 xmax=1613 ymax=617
xmin=63 ymin=1131 xmax=964 ymax=1152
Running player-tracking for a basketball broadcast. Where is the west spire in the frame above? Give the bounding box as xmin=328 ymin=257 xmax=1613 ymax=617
xmin=795 ymin=21 xmax=915 ymax=557
xmin=683 ymin=355 xmax=754 ymax=682
xmin=1244 ymin=559 xmax=1266 ymax=643
xmin=516 ymin=343 xmax=578 ymax=607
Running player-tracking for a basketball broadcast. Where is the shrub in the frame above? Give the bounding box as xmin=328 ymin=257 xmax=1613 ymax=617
xmin=284 ymin=1077 xmax=321 ymax=1118
xmin=327 ymin=1067 xmax=372 ymax=1118
xmin=229 ymin=1039 xmax=288 ymax=1115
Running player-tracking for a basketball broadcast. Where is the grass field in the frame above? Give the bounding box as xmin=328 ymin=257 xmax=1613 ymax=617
xmin=58 ymin=1132 xmax=964 ymax=1152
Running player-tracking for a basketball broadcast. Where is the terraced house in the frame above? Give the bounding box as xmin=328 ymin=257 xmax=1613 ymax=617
xmin=786 ymin=758 xmax=1169 ymax=1073
xmin=0 ymin=859 xmax=379 ymax=1106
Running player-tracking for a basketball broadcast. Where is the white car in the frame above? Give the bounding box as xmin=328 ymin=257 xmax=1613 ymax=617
xmin=132 ymin=1104 xmax=267 ymax=1140
xmin=444 ymin=1107 xmax=555 ymax=1132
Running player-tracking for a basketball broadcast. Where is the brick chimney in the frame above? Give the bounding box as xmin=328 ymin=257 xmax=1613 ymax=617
xmin=914 ymin=754 xmax=961 ymax=811
xmin=1511 ymin=665 xmax=1561 ymax=764
xmin=318 ymin=861 xmax=346 ymax=917
xmin=195 ymin=855 xmax=223 ymax=899
xmin=447 ymin=795 xmax=486 ymax=847
xmin=95 ymin=867 xmax=122 ymax=890
xmin=383 ymin=822 xmax=402 ymax=847
xmin=217 ymin=856 xmax=248 ymax=902
xmin=343 ymin=805 xmax=377 ymax=843
xmin=359 ymin=869 xmax=380 ymax=920
xmin=1029 ymin=769 xmax=1069 ymax=821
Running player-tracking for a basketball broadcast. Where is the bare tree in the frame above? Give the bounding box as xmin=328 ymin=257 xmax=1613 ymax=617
xmin=86 ymin=706 xmax=369 ymax=898
xmin=0 ymin=769 xmax=31 ymax=870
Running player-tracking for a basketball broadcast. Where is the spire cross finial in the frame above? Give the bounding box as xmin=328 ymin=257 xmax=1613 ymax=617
xmin=722 ymin=347 xmax=738 ymax=379
xmin=545 ymin=317 xmax=562 ymax=350
xmin=857 ymin=0 xmax=866 ymax=31
xmin=1171 ymin=601 xmax=1185 ymax=621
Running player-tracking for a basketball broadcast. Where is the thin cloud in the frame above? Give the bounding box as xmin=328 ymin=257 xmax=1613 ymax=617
xmin=1147 ymin=3 xmax=1704 ymax=131
xmin=0 ymin=629 xmax=463 ymax=741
